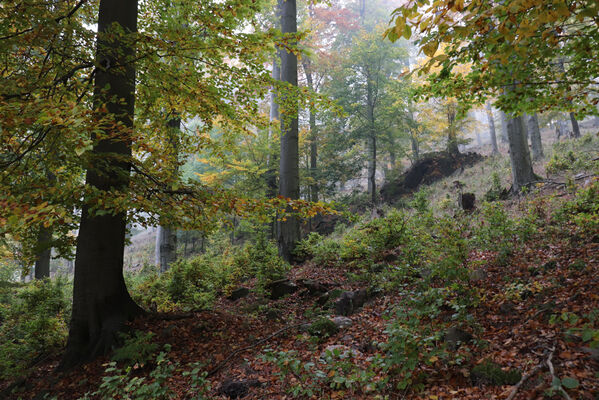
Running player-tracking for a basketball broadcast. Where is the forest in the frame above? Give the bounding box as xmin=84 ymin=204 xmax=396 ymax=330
xmin=0 ymin=0 xmax=598 ymax=398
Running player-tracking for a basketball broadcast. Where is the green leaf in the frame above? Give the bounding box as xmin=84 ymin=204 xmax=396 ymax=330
xmin=561 ymin=377 xmax=579 ymax=389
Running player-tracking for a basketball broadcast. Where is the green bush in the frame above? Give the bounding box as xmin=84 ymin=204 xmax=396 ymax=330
xmin=112 ymin=331 xmax=159 ymax=367
xmin=131 ymin=236 xmax=288 ymax=311
xmin=0 ymin=278 xmax=71 ymax=379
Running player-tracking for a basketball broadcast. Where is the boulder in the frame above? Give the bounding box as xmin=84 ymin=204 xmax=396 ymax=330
xmin=460 ymin=192 xmax=476 ymax=211
xmin=300 ymin=279 xmax=328 ymax=296
xmin=471 ymin=361 xmax=521 ymax=386
xmin=334 ymin=289 xmax=368 ymax=316
xmin=308 ymin=317 xmax=339 ymax=338
xmin=331 ymin=316 xmax=353 ymax=329
xmin=443 ymin=326 xmax=473 ymax=350
xmin=266 ymin=279 xmax=298 ymax=300
xmin=228 ymin=287 xmax=250 ymax=301
xmin=217 ymin=379 xmax=260 ymax=399
xmin=469 ymin=268 xmax=487 ymax=282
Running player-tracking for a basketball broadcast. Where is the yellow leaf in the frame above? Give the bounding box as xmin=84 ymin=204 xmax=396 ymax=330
xmin=429 ymin=355 xmax=439 ymax=363
xmin=422 ymin=40 xmax=439 ymax=57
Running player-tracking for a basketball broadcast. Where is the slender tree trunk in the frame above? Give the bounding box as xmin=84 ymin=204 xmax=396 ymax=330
xmin=557 ymin=59 xmax=581 ymax=138
xmin=499 ymin=110 xmax=509 ymax=143
xmin=485 ymin=102 xmax=499 ymax=154
xmin=446 ymin=106 xmax=459 ymax=154
xmin=266 ymin=57 xmax=280 ymax=239
xmin=526 ymin=113 xmax=544 ymax=160
xmin=155 ymin=118 xmax=179 ymax=273
xmin=34 ymin=226 xmax=51 ymax=279
xmin=410 ymin=130 xmax=419 ymax=162
xmin=367 ymin=132 xmax=376 ymax=204
xmin=276 ymin=0 xmax=299 ymax=262
xmin=61 ymin=0 xmax=143 ymax=369
xmin=569 ymin=112 xmax=581 ymax=138
xmin=506 ymin=114 xmax=536 ymax=192
xmin=303 ymin=60 xmax=318 ymax=203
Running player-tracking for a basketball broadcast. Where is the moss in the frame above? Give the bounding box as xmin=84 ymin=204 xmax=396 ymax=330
xmin=471 ymin=360 xmax=521 ymax=386
xmin=308 ymin=317 xmax=339 ymax=338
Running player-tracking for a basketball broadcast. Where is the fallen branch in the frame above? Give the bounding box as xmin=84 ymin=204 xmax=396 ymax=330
xmin=546 ymin=346 xmax=573 ymax=400
xmin=207 ymin=322 xmax=307 ymax=378
xmin=505 ymin=346 xmax=554 ymax=400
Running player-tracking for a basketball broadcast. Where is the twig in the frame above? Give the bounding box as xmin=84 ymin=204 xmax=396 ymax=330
xmin=206 ymin=322 xmax=307 ymax=378
xmin=505 ymin=347 xmax=554 ymax=400
xmin=546 ymin=346 xmax=573 ymax=400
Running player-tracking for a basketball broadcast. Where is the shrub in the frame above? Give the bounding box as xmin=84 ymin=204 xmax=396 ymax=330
xmin=131 ymin=236 xmax=288 ymax=311
xmin=112 ymin=331 xmax=159 ymax=367
xmin=0 ymin=278 xmax=71 ymax=379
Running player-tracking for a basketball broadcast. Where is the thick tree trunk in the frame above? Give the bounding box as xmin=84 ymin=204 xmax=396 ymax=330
xmin=34 ymin=226 xmax=51 ymax=279
xmin=569 ymin=112 xmax=581 ymax=138
xmin=506 ymin=115 xmax=536 ymax=192
xmin=155 ymin=118 xmax=179 ymax=272
xmin=61 ymin=0 xmax=143 ymax=369
xmin=485 ymin=102 xmax=499 ymax=154
xmin=526 ymin=113 xmax=544 ymax=160
xmin=499 ymin=110 xmax=509 ymax=143
xmin=277 ymin=0 xmax=299 ymax=262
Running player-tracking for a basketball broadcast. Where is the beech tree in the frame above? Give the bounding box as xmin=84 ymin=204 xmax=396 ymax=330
xmin=485 ymin=102 xmax=499 ymax=154
xmin=386 ymin=0 xmax=599 ymax=190
xmin=61 ymin=0 xmax=143 ymax=368
xmin=277 ymin=0 xmax=300 ymax=261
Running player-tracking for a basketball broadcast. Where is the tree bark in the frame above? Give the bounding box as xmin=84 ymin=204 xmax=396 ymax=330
xmin=155 ymin=226 xmax=177 ymax=273
xmin=499 ymin=110 xmax=509 ymax=143
xmin=526 ymin=113 xmax=544 ymax=160
xmin=506 ymin=114 xmax=536 ymax=192
xmin=485 ymin=102 xmax=499 ymax=154
xmin=366 ymin=105 xmax=376 ymax=204
xmin=303 ymin=60 xmax=318 ymax=203
xmin=61 ymin=0 xmax=143 ymax=369
xmin=34 ymin=226 xmax=51 ymax=279
xmin=410 ymin=129 xmax=419 ymax=162
xmin=569 ymin=112 xmax=581 ymax=138
xmin=276 ymin=0 xmax=300 ymax=262
xmin=155 ymin=118 xmax=180 ymax=273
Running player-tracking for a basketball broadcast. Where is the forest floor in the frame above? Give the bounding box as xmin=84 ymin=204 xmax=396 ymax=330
xmin=4 ymin=136 xmax=599 ymax=400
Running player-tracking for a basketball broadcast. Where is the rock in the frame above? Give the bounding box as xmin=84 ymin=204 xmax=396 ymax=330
xmin=228 ymin=287 xmax=250 ymax=301
xmin=217 ymin=379 xmax=260 ymax=399
xmin=469 ymin=268 xmax=487 ymax=282
xmin=443 ymin=326 xmax=473 ymax=350
xmin=308 ymin=317 xmax=339 ymax=338
xmin=460 ymin=192 xmax=476 ymax=211
xmin=581 ymin=346 xmax=599 ymax=362
xmin=300 ymin=279 xmax=328 ymax=296
xmin=331 ymin=316 xmax=352 ymax=329
xmin=380 ymin=151 xmax=483 ymax=204
xmin=266 ymin=279 xmax=298 ymax=300
xmin=335 ymin=292 xmax=354 ymax=316
xmin=334 ymin=289 xmax=369 ymax=316
xmin=315 ymin=292 xmax=330 ymax=306
xmin=320 ymin=345 xmax=362 ymax=360
xmin=471 ymin=361 xmax=521 ymax=386
xmin=264 ymin=309 xmax=283 ymax=321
